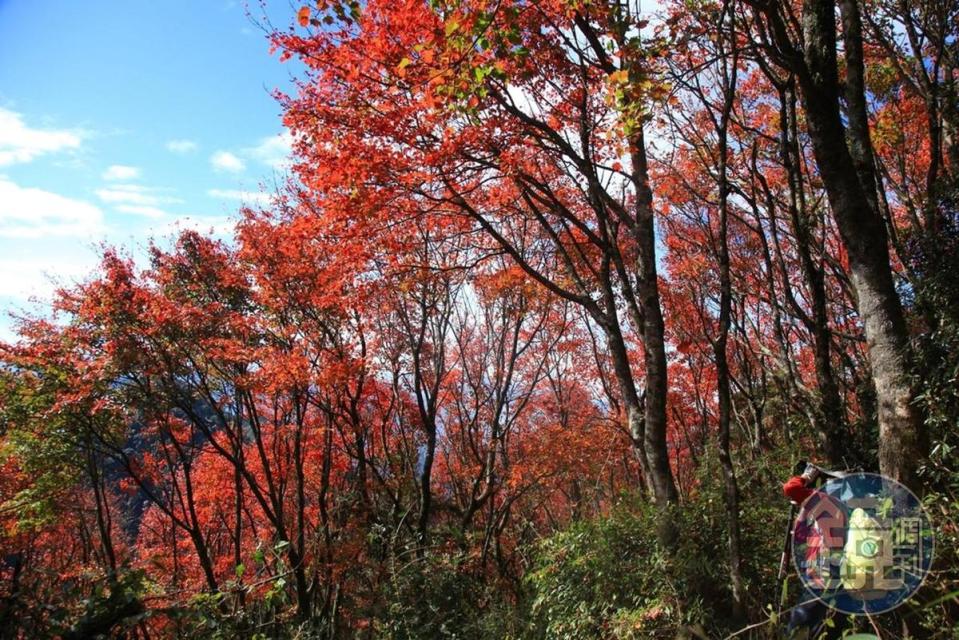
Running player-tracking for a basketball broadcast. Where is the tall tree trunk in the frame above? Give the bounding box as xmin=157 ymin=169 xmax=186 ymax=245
xmin=781 ymin=81 xmax=849 ymax=466
xmin=180 ymin=462 xmax=220 ymax=594
xmin=629 ymin=130 xmax=680 ymax=511
xmin=292 ymin=397 xmax=313 ymax=620
xmin=602 ymin=305 xmax=654 ymax=495
xmin=233 ymin=386 xmax=245 ymax=608
xmin=86 ymin=446 xmax=118 ymax=576
xmin=714 ymin=9 xmax=745 ymax=617
xmin=762 ymin=0 xmax=926 ymax=486
xmin=417 ymin=423 xmax=437 ymax=547
xmin=574 ymin=6 xmax=678 ymax=519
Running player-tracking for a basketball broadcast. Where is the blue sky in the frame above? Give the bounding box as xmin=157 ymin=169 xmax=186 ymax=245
xmin=0 ymin=0 xmax=300 ymax=339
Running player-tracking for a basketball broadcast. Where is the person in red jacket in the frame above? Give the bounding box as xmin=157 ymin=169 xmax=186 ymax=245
xmin=784 ymin=462 xmax=848 ymax=639
xmin=783 ymin=466 xmax=817 ymax=503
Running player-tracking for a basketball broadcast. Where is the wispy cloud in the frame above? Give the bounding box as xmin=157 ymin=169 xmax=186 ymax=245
xmin=0 ymin=255 xmax=93 ymax=300
xmin=210 ymin=150 xmax=245 ymax=173
xmin=102 ymin=164 xmax=141 ymax=181
xmin=0 ymin=177 xmax=104 ymax=238
xmin=115 ymin=204 xmax=168 ymax=219
xmin=207 ymin=188 xmax=272 ymax=205
xmin=206 ymin=132 xmax=293 ymax=178
xmin=166 ymin=139 xmax=198 ymax=154
xmin=244 ymin=131 xmax=293 ymax=170
xmin=94 ymin=184 xmax=182 ymax=207
xmin=0 ymin=108 xmax=85 ymax=167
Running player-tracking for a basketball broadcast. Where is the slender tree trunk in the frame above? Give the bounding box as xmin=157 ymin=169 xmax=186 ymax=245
xmin=180 ymin=461 xmax=220 ymax=593
xmin=233 ymin=387 xmax=245 ymax=608
xmin=287 ymin=544 xmax=313 ymax=621
xmin=188 ymin=527 xmax=220 ymax=594
xmin=86 ymin=447 xmax=118 ymax=576
xmin=574 ymin=7 xmax=678 ymax=523
xmin=781 ymin=82 xmax=848 ymax=466
xmin=417 ymin=423 xmax=437 ymax=546
xmin=292 ymin=397 xmax=312 ymax=620
xmin=714 ymin=11 xmax=745 ymax=617
xmin=628 ymin=129 xmax=680 ymax=511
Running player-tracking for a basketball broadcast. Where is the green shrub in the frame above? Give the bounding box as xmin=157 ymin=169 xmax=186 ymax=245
xmin=524 ymin=495 xmax=725 ymax=639
xmin=372 ymin=550 xmax=521 ymax=640
xmin=522 ymin=451 xmax=807 ymax=640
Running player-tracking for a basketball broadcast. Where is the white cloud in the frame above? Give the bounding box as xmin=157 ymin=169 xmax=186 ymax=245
xmin=0 ymin=240 xmax=100 ymax=342
xmin=0 ymin=177 xmax=104 ymax=239
xmin=94 ymin=184 xmax=182 ymax=207
xmin=206 ymin=132 xmax=294 ymax=178
xmin=0 ymin=108 xmax=84 ymax=166
xmin=166 ymin=139 xmax=198 ymax=154
xmin=210 ymin=150 xmax=245 ymax=173
xmin=0 ymin=255 xmax=93 ymax=300
xmin=102 ymin=164 xmax=141 ymax=181
xmin=115 ymin=204 xmax=168 ymax=219
xmin=244 ymin=131 xmax=293 ymax=170
xmin=207 ymin=188 xmax=272 ymax=205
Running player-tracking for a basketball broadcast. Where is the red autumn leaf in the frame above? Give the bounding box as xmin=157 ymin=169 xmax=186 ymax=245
xmin=297 ymin=6 xmax=310 ymax=27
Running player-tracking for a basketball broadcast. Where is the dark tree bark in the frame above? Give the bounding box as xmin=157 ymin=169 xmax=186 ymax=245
xmin=713 ymin=3 xmax=745 ymax=617
xmin=780 ymin=80 xmax=849 ymax=466
xmin=628 ymin=131 xmax=680 ymax=510
xmin=85 ymin=446 xmax=118 ymax=577
xmin=391 ymin=229 xmax=456 ymax=552
xmin=753 ymin=0 xmax=926 ymax=486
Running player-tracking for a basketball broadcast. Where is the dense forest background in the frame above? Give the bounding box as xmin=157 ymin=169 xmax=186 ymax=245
xmin=1 ymin=0 xmax=958 ymax=637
